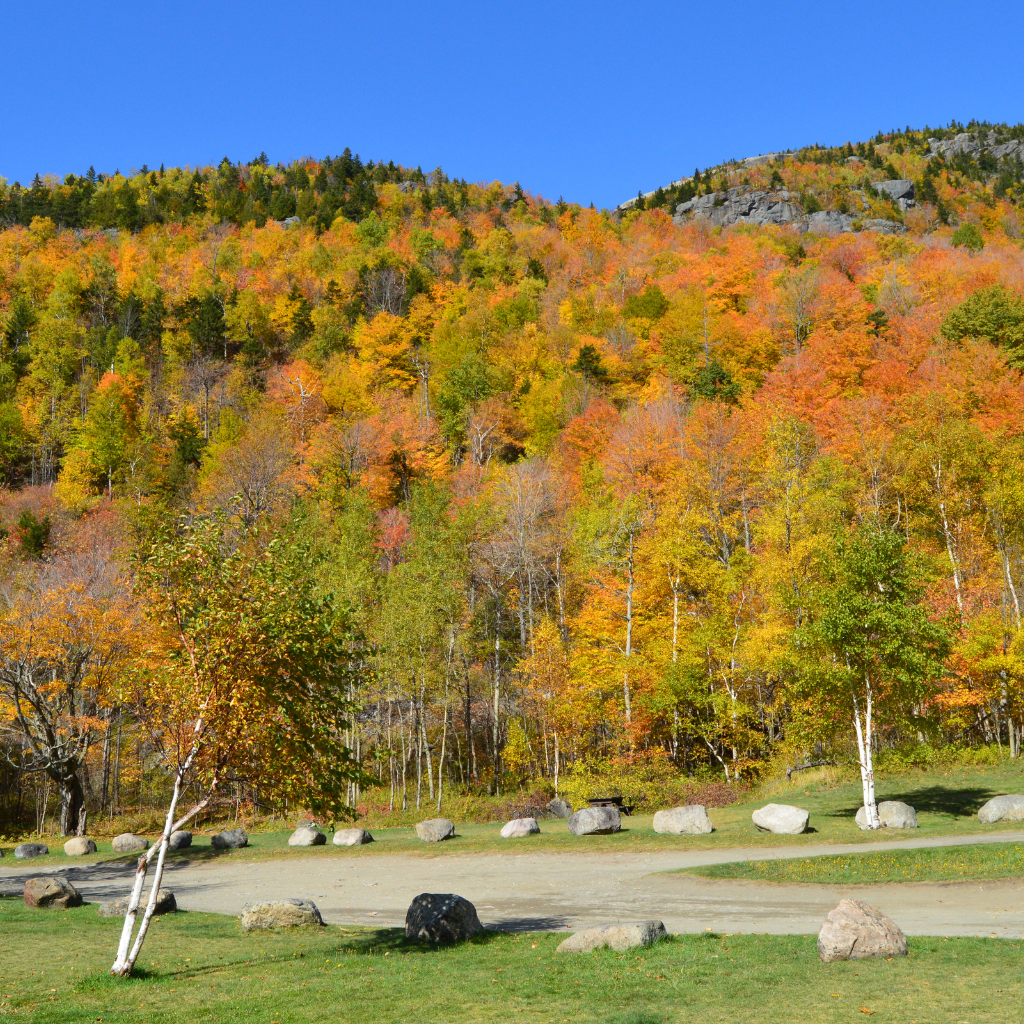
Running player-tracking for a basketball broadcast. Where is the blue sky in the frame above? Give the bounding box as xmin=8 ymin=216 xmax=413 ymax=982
xmin=2 ymin=0 xmax=1022 ymax=209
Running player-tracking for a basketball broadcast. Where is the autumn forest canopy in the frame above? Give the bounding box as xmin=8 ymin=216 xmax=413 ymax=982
xmin=4 ymin=118 xmax=1024 ymax=835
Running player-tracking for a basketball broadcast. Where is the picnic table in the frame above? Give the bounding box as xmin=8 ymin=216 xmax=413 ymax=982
xmin=587 ymin=796 xmax=633 ymax=816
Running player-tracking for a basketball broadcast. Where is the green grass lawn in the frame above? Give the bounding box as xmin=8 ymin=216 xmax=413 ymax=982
xmin=0 ymin=898 xmax=1021 ymax=1024
xmin=684 ymin=841 xmax=1024 ymax=885
xmin=4 ymin=763 xmax=1023 ymax=872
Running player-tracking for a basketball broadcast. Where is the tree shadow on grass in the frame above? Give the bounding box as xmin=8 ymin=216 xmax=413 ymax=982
xmin=827 ymin=784 xmax=1002 ymax=819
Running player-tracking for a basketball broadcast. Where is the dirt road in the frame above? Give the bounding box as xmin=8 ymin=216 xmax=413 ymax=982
xmin=4 ymin=830 xmax=1023 ymax=937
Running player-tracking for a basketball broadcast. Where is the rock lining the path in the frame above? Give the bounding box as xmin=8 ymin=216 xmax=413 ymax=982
xmin=241 ymin=898 xmax=325 ymax=931
xmin=500 ymin=817 xmax=540 ymax=838
xmin=653 ymin=805 xmax=713 ymax=835
xmin=557 ymin=920 xmax=667 ymax=953
xmin=856 ymin=800 xmax=917 ymax=830
xmin=211 ymin=828 xmax=248 ymax=849
xmin=24 ymin=875 xmax=81 ymax=909
xmin=14 ymin=843 xmax=49 ymax=859
xmin=288 ymin=827 xmax=326 ymax=847
xmin=817 ymin=898 xmax=908 ymax=962
xmin=98 ymin=888 xmax=177 ymax=917
xmin=112 ymin=833 xmax=148 ymax=853
xmin=567 ymin=806 xmax=622 ymax=836
xmin=168 ymin=830 xmax=192 ymax=850
xmin=405 ymin=892 xmax=483 ymax=943
xmin=978 ymin=794 xmax=1024 ymax=823
xmin=416 ymin=818 xmax=455 ymax=843
xmin=63 ymin=837 xmax=97 ymax=856
xmin=752 ymin=803 xmax=809 ymax=834
xmin=334 ymin=828 xmax=374 ymax=846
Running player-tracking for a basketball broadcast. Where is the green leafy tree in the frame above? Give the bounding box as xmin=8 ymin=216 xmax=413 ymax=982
xmin=940 ymin=284 xmax=1024 ymax=367
xmin=795 ymin=527 xmax=949 ymax=828
xmin=951 ymin=222 xmax=985 ymax=253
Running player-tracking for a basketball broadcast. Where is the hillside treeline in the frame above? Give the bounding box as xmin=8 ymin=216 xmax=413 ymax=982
xmin=3 ymin=124 xmax=1024 ymax=833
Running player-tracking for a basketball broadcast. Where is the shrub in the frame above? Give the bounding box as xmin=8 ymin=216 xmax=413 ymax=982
xmin=951 ymin=222 xmax=985 ymax=253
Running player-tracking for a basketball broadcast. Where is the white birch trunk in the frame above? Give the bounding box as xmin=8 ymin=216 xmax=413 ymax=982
xmin=852 ymin=687 xmax=879 ymax=829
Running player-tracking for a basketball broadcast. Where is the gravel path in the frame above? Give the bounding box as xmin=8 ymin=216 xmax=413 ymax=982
xmin=4 ymin=829 xmax=1023 ymax=937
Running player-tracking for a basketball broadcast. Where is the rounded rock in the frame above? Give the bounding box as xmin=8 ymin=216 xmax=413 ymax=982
xmin=288 ymin=827 xmax=327 ymax=847
xmin=211 ymin=828 xmax=248 ymax=850
xmin=334 ymin=828 xmax=374 ymax=847
xmin=557 ymin=921 xmax=666 ymax=953
xmin=652 ymin=805 xmax=713 ymax=835
xmin=112 ymin=833 xmax=148 ymax=853
xmin=241 ymin=898 xmax=324 ymax=931
xmin=15 ymin=843 xmax=49 ymax=859
xmin=63 ymin=837 xmax=97 ymax=856
xmin=567 ymin=806 xmax=621 ymax=836
xmin=977 ymin=794 xmax=1024 ymax=824
xmin=817 ymin=899 xmax=908 ymax=962
xmin=24 ymin=875 xmax=81 ymax=909
xmin=500 ymin=817 xmax=540 ymax=838
xmin=751 ymin=803 xmax=809 ymax=835
xmin=98 ymin=888 xmax=177 ymax=917
xmin=168 ymin=830 xmax=192 ymax=851
xmin=856 ymin=800 xmax=917 ymax=830
xmin=405 ymin=893 xmax=482 ymax=943
xmin=415 ymin=818 xmax=455 ymax=843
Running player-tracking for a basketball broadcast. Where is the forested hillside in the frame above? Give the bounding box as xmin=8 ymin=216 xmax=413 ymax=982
xmin=3 ymin=120 xmax=1024 ymax=833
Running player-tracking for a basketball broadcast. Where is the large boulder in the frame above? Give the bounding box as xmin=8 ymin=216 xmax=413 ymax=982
xmin=500 ymin=817 xmax=540 ymax=838
xmin=547 ymin=798 xmax=572 ymax=819
xmin=652 ymin=805 xmax=713 ymax=835
xmin=211 ymin=828 xmax=248 ymax=850
xmin=288 ymin=827 xmax=326 ymax=847
xmin=112 ymin=833 xmax=148 ymax=853
xmin=978 ymin=794 xmax=1024 ymax=824
xmin=872 ymin=179 xmax=916 ymax=202
xmin=241 ymin=898 xmax=324 ymax=931
xmin=24 ymin=876 xmax=82 ymax=909
xmin=752 ymin=804 xmax=809 ymax=834
xmin=817 ymin=899 xmax=908 ymax=963
xmin=63 ymin=837 xmax=97 ymax=856
xmin=557 ymin=921 xmax=667 ymax=954
xmin=567 ymin=806 xmax=621 ymax=836
xmin=14 ymin=843 xmax=49 ymax=859
xmin=334 ymin=828 xmax=374 ymax=846
xmin=168 ymin=830 xmax=192 ymax=851
xmin=416 ymin=818 xmax=455 ymax=843
xmin=405 ymin=893 xmax=483 ymax=943
xmin=856 ymin=801 xmax=917 ymax=830
xmin=98 ymin=888 xmax=177 ymax=917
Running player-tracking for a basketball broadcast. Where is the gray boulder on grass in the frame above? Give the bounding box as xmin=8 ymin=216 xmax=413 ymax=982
xmin=817 ymin=899 xmax=908 ymax=962
xmin=15 ymin=843 xmax=49 ymax=859
xmin=63 ymin=837 xmax=97 ymax=856
xmin=23 ymin=876 xmax=81 ymax=909
xmin=288 ymin=827 xmax=326 ymax=847
xmin=112 ymin=833 xmax=148 ymax=853
xmin=416 ymin=818 xmax=455 ymax=843
xmin=568 ymin=806 xmax=622 ymax=836
xmin=652 ymin=805 xmax=713 ymax=835
xmin=334 ymin=828 xmax=374 ymax=846
xmin=405 ymin=893 xmax=483 ymax=943
xmin=168 ymin=830 xmax=192 ymax=851
xmin=856 ymin=801 xmax=917 ymax=830
xmin=98 ymin=888 xmax=177 ymax=917
xmin=752 ymin=803 xmax=809 ymax=834
xmin=211 ymin=828 xmax=248 ymax=850
xmin=557 ymin=921 xmax=667 ymax=953
xmin=547 ymin=798 xmax=572 ymax=819
xmin=241 ymin=898 xmax=325 ymax=931
xmin=977 ymin=794 xmax=1024 ymax=824
xmin=500 ymin=817 xmax=540 ymax=838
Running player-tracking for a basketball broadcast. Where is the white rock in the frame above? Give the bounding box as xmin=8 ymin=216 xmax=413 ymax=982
xmin=817 ymin=899 xmax=908 ymax=962
xmin=978 ymin=794 xmax=1024 ymax=824
xmin=241 ymin=898 xmax=324 ymax=931
xmin=111 ymin=833 xmax=148 ymax=853
xmin=652 ymin=805 xmax=713 ymax=835
xmin=567 ymin=806 xmax=621 ymax=836
xmin=500 ymin=817 xmax=540 ymax=838
xmin=334 ymin=828 xmax=374 ymax=846
xmin=288 ymin=827 xmax=326 ymax=847
xmin=416 ymin=818 xmax=455 ymax=843
xmin=63 ymin=837 xmax=97 ymax=856
xmin=557 ymin=921 xmax=667 ymax=953
xmin=856 ymin=801 xmax=917 ymax=830
xmin=752 ymin=803 xmax=809 ymax=834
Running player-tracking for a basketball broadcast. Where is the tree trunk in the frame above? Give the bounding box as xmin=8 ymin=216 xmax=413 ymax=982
xmin=852 ymin=687 xmax=879 ymax=829
xmin=58 ymin=772 xmax=85 ymax=837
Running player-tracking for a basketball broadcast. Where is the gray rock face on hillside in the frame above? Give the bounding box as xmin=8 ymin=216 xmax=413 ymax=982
xmin=674 ymin=188 xmax=802 ymax=228
xmin=557 ymin=921 xmax=667 ymax=953
xmin=652 ymin=805 xmax=713 ymax=835
xmin=405 ymin=893 xmax=483 ymax=943
xmin=567 ymin=806 xmax=622 ymax=836
xmin=928 ymin=130 xmax=1024 ymax=162
xmin=977 ymin=794 xmax=1024 ymax=823
xmin=818 ymin=899 xmax=908 ymax=962
xmin=872 ymin=179 xmax=916 ymax=202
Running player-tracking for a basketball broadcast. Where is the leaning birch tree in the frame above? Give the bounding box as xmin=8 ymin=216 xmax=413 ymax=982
xmin=796 ymin=527 xmax=948 ymax=828
xmin=110 ymin=515 xmax=366 ymax=977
